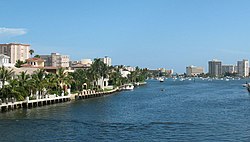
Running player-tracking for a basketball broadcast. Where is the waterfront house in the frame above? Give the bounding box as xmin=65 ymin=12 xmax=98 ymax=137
xmin=94 ymin=77 xmax=113 ymax=90
xmin=0 ymin=54 xmax=14 ymax=67
xmin=25 ymin=57 xmax=45 ymax=68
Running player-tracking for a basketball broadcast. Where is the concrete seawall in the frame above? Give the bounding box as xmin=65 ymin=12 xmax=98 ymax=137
xmin=0 ymin=88 xmax=120 ymax=112
xmin=0 ymin=95 xmax=71 ymax=112
xmin=0 ymin=82 xmax=146 ymax=112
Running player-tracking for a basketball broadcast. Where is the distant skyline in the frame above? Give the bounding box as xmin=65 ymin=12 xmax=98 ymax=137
xmin=1 ymin=0 xmax=250 ymax=73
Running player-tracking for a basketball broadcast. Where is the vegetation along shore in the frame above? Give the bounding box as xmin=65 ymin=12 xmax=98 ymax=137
xmin=0 ymin=59 xmax=148 ymax=112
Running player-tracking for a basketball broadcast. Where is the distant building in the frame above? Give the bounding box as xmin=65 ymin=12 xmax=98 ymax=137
xmin=158 ymin=68 xmax=166 ymax=72
xmin=71 ymin=63 xmax=90 ymax=71
xmin=124 ymin=66 xmax=135 ymax=72
xmin=186 ymin=65 xmax=204 ymax=76
xmin=208 ymin=59 xmax=222 ymax=76
xmin=237 ymin=59 xmax=249 ymax=77
xmin=234 ymin=66 xmax=238 ymax=73
xmin=0 ymin=43 xmax=30 ymax=64
xmin=40 ymin=55 xmax=52 ymax=66
xmin=166 ymin=69 xmax=174 ymax=75
xmin=23 ymin=57 xmax=45 ymax=68
xmin=60 ymin=54 xmax=70 ymax=68
xmin=69 ymin=60 xmax=80 ymax=67
xmin=41 ymin=53 xmax=69 ymax=68
xmin=80 ymin=59 xmax=92 ymax=68
xmin=81 ymin=59 xmax=92 ymax=65
xmin=69 ymin=59 xmax=92 ymax=71
xmin=222 ymin=65 xmax=235 ymax=74
xmin=0 ymin=54 xmax=14 ymax=67
xmin=101 ymin=56 xmax=111 ymax=66
xmin=120 ymin=69 xmax=131 ymax=78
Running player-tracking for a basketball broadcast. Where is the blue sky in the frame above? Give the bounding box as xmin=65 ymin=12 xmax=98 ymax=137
xmin=1 ymin=0 xmax=250 ymax=73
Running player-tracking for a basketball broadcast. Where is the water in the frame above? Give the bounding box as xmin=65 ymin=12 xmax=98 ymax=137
xmin=1 ymin=79 xmax=250 ymax=141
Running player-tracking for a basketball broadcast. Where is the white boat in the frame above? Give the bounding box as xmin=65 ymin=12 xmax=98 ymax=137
xmin=159 ymin=77 xmax=164 ymax=82
xmin=179 ymin=78 xmax=184 ymax=81
xmin=122 ymin=84 xmax=134 ymax=90
xmin=243 ymin=83 xmax=250 ymax=92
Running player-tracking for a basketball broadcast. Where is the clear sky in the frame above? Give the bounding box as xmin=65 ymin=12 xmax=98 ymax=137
xmin=1 ymin=0 xmax=250 ymax=73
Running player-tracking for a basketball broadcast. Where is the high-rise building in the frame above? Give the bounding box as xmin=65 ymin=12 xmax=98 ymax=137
xmin=222 ymin=65 xmax=235 ymax=74
xmin=41 ymin=53 xmax=69 ymax=68
xmin=237 ymin=59 xmax=249 ymax=77
xmin=186 ymin=65 xmax=204 ymax=76
xmin=101 ymin=56 xmax=111 ymax=66
xmin=40 ymin=55 xmax=52 ymax=66
xmin=208 ymin=59 xmax=222 ymax=76
xmin=0 ymin=43 xmax=30 ymax=64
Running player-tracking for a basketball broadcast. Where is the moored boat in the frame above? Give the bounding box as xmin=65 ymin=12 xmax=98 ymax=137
xmin=121 ymin=84 xmax=134 ymax=90
xmin=159 ymin=77 xmax=164 ymax=82
xmin=243 ymin=83 xmax=250 ymax=92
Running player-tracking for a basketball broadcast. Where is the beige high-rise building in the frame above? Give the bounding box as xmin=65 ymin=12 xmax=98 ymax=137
xmin=186 ymin=65 xmax=204 ymax=76
xmin=41 ymin=53 xmax=69 ymax=68
xmin=0 ymin=43 xmax=30 ymax=64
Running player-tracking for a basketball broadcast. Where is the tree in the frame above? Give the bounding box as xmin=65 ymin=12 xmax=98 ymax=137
xmin=109 ymin=69 xmax=124 ymax=87
xmin=31 ymin=69 xmax=47 ymax=97
xmin=89 ymin=58 xmax=109 ymax=90
xmin=0 ymin=66 xmax=14 ymax=99
xmin=15 ymin=60 xmax=26 ymax=68
xmin=7 ymin=78 xmax=25 ymax=101
xmin=55 ymin=68 xmax=73 ymax=95
xmin=29 ymin=49 xmax=34 ymax=57
xmin=17 ymin=71 xmax=33 ymax=98
xmin=70 ymin=69 xmax=90 ymax=92
xmin=34 ymin=55 xmax=41 ymax=58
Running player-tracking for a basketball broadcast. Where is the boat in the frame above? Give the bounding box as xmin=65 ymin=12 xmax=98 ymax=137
xmin=156 ymin=77 xmax=164 ymax=82
xmin=159 ymin=77 xmax=164 ymax=82
xmin=121 ymin=84 xmax=134 ymax=90
xmin=179 ymin=78 xmax=184 ymax=81
xmin=243 ymin=83 xmax=250 ymax=92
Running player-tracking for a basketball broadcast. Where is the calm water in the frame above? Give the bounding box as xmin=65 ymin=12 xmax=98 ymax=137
xmin=1 ymin=79 xmax=250 ymax=141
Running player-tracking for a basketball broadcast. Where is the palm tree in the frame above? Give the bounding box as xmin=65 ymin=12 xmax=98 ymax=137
xmin=17 ymin=71 xmax=33 ymax=98
xmin=29 ymin=49 xmax=34 ymax=58
xmin=55 ymin=68 xmax=73 ymax=95
xmin=7 ymin=79 xmax=24 ymax=101
xmin=70 ymin=69 xmax=90 ymax=92
xmin=31 ymin=69 xmax=47 ymax=97
xmin=0 ymin=66 xmax=14 ymax=99
xmin=89 ymin=58 xmax=109 ymax=90
xmin=108 ymin=68 xmax=124 ymax=87
xmin=15 ymin=60 xmax=26 ymax=68
xmin=34 ymin=55 xmax=40 ymax=58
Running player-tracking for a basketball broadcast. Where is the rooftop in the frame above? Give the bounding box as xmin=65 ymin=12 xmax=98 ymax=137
xmin=0 ymin=43 xmax=30 ymax=46
xmin=26 ymin=58 xmax=45 ymax=62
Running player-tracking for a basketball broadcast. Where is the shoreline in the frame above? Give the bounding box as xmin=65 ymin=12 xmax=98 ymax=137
xmin=0 ymin=82 xmax=146 ymax=112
